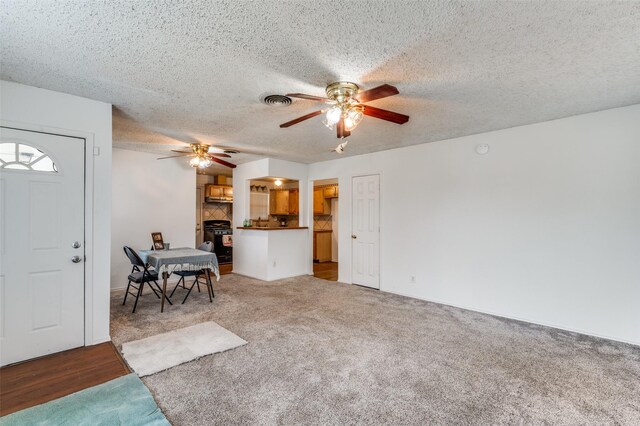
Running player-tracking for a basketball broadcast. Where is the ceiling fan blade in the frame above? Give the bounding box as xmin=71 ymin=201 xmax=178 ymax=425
xmin=336 ymin=117 xmax=351 ymax=138
xmin=210 ymin=156 xmax=237 ymax=169
xmin=157 ymin=153 xmax=195 ymax=160
xmin=208 ymin=153 xmax=232 ymax=158
xmin=356 ymin=84 xmax=400 ymax=103
xmin=171 ymin=149 xmax=193 ymax=154
xmin=286 ymin=93 xmax=331 ymax=102
xmin=280 ymin=110 xmax=323 ymax=128
xmin=362 ymin=105 xmax=409 ymax=125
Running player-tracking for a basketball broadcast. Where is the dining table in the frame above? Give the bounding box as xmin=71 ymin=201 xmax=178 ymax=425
xmin=139 ymin=247 xmax=220 ymax=312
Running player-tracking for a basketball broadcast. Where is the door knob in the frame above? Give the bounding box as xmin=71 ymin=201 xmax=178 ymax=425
xmin=351 ymin=234 xmax=357 ymax=239
xmin=72 ymin=241 xmax=81 ymax=248
xmin=71 ymin=255 xmax=82 ymax=263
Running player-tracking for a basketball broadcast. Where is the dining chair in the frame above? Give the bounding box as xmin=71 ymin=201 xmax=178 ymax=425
xmin=123 ymin=246 xmax=173 ymax=313
xmin=169 ymin=241 xmax=214 ymax=304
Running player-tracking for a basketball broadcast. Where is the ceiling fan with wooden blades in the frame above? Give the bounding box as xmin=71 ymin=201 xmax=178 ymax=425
xmin=157 ymin=143 xmax=237 ymax=169
xmin=280 ymin=82 xmax=409 ymax=139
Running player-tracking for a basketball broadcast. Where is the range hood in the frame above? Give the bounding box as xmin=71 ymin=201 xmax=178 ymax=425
xmin=205 ymin=196 xmax=233 ymax=203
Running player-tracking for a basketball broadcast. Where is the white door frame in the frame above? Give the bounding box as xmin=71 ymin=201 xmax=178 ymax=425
xmin=306 ymin=171 xmax=383 ymax=287
xmin=350 ymin=173 xmax=381 ymax=289
xmin=1 ymin=120 xmax=97 ymax=346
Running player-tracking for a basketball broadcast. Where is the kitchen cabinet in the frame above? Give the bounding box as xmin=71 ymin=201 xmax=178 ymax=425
xmin=269 ymin=189 xmax=290 ymax=215
xmin=313 ymin=188 xmax=330 ymax=215
xmin=288 ymin=189 xmax=299 ymax=215
xmin=205 ymin=184 xmax=233 ymax=202
xmin=268 ymin=189 xmax=300 ymax=216
xmin=313 ymin=231 xmax=332 ymax=262
xmin=323 ymin=185 xmax=339 ymax=198
xmin=314 ymin=185 xmax=338 ymax=215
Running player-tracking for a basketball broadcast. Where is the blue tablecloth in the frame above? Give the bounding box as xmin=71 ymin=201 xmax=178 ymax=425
xmin=139 ymin=247 xmax=220 ymax=281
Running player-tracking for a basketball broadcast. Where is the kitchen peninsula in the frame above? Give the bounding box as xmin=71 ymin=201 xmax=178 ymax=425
xmin=232 ymin=158 xmax=311 ymax=282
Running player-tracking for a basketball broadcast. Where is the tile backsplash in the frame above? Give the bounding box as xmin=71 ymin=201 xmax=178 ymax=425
xmin=314 ymin=215 xmax=332 ymax=230
xmin=265 ymin=215 xmax=300 ymax=228
xmin=203 ymin=203 xmax=232 ymax=221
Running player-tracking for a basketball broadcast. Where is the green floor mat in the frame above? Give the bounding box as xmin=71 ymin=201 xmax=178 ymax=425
xmin=0 ymin=373 xmax=170 ymax=426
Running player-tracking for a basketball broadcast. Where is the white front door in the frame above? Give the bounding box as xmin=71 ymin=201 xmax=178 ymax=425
xmin=0 ymin=127 xmax=85 ymax=366
xmin=351 ymin=174 xmax=380 ymax=289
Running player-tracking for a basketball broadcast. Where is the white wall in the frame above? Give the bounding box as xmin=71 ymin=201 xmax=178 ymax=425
xmin=267 ymin=229 xmax=308 ymax=280
xmin=309 ymin=104 xmax=640 ymax=345
xmin=331 ymin=198 xmax=339 ymax=262
xmin=0 ymin=80 xmax=112 ymax=345
xmin=111 ymin=148 xmax=196 ymax=289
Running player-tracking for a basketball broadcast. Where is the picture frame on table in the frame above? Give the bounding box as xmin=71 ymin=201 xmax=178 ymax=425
xmin=151 ymin=232 xmax=164 ymax=250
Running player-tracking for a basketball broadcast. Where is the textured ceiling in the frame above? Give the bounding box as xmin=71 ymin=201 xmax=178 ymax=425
xmin=2 ymin=1 xmax=639 ymax=173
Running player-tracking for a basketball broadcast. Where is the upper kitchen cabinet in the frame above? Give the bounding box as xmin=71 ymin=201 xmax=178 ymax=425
xmin=314 ymin=185 xmax=338 ymax=215
xmin=270 ymin=189 xmax=290 ymax=215
xmin=288 ymin=189 xmax=299 ymax=215
xmin=205 ymin=183 xmax=233 ymax=203
xmin=249 ymin=177 xmax=300 ymax=221
xmin=313 ymin=188 xmax=328 ymax=215
xmin=323 ymin=185 xmax=339 ymax=198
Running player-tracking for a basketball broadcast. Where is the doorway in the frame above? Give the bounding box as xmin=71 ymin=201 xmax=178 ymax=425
xmin=312 ymin=178 xmax=339 ymax=281
xmin=351 ymin=174 xmax=380 ymax=289
xmin=0 ymin=127 xmax=86 ymax=366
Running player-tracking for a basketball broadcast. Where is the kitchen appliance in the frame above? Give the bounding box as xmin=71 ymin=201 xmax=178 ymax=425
xmin=203 ymin=220 xmax=232 ymax=264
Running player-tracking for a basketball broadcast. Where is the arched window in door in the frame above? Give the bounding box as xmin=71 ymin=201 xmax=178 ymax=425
xmin=0 ymin=142 xmax=58 ymax=172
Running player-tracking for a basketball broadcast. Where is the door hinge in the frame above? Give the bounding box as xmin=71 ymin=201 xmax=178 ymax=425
xmin=93 ymin=146 xmax=101 ymax=156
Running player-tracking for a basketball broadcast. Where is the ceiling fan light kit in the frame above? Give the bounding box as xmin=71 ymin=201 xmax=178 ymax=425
xmin=160 ymin=82 xmax=409 ymax=166
xmin=157 ymin=143 xmax=237 ymax=169
xmin=280 ymin=81 xmax=410 ymax=153
xmin=190 ymin=156 xmax=212 ymax=169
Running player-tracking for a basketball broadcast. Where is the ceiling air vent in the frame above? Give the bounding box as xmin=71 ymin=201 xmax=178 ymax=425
xmin=261 ymin=94 xmax=292 ymax=106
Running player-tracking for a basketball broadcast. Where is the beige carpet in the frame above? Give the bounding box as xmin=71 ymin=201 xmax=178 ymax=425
xmin=110 ymin=274 xmax=640 ymax=425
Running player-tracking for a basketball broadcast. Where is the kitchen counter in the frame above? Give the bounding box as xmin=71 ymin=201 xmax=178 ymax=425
xmin=236 ymin=227 xmax=309 ymax=230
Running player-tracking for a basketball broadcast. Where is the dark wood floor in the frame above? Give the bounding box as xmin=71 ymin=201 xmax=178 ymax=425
xmin=0 ymin=342 xmax=129 ymax=416
xmin=0 ymin=262 xmax=306 ymax=417
xmin=219 ymin=263 xmax=233 ymax=275
xmin=313 ymin=262 xmax=338 ymax=281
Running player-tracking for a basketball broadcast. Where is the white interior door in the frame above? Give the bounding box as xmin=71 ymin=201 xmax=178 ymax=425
xmin=351 ymin=174 xmax=380 ymax=289
xmin=0 ymin=127 xmax=85 ymax=366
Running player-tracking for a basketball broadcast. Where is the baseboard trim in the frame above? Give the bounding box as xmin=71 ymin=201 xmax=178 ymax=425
xmin=229 ymin=271 xmax=260 ymax=280
xmin=381 ymin=288 xmax=639 ymax=347
xmin=268 ymin=272 xmax=313 ymax=281
xmin=110 ymin=278 xmax=180 ymax=294
xmin=88 ymin=336 xmax=111 ymax=345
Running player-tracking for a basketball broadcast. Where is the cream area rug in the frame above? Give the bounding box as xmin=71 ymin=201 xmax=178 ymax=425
xmin=121 ymin=322 xmax=247 ymax=377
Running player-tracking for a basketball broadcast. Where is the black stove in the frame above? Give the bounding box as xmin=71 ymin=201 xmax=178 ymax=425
xmin=205 ymin=220 xmax=232 ymax=235
xmin=204 ymin=220 xmax=232 ymax=264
